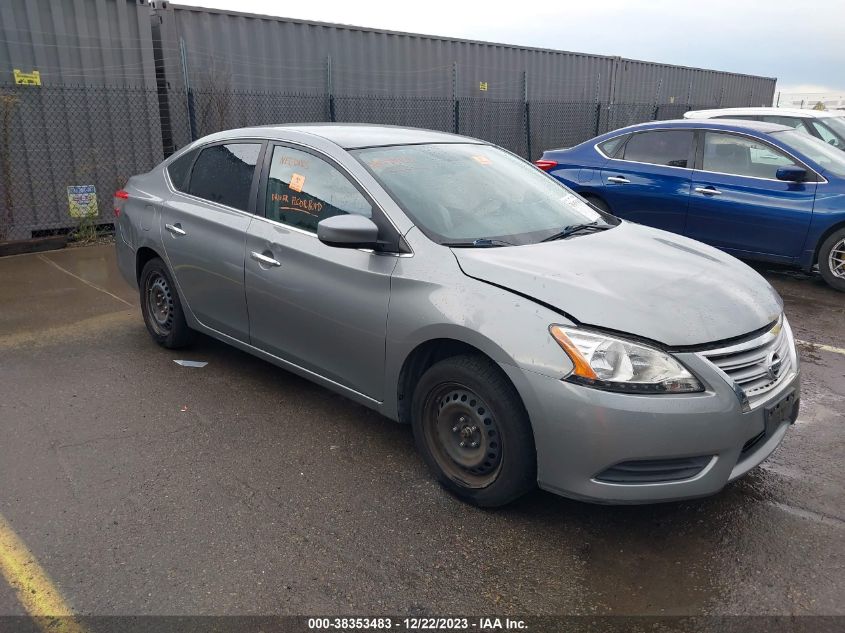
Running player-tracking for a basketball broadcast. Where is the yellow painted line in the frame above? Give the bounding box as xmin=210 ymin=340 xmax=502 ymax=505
xmin=0 ymin=513 xmax=86 ymax=633
xmin=796 ymin=339 xmax=845 ymax=357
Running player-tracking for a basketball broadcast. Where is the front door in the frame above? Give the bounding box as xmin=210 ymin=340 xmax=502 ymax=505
xmin=245 ymin=144 xmax=396 ymax=400
xmin=685 ymin=131 xmax=816 ymax=261
xmin=599 ymin=129 xmax=694 ymax=234
xmin=161 ymin=141 xmax=264 ymax=341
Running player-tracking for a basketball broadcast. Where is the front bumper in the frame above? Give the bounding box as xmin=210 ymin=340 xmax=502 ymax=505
xmin=502 ymin=351 xmax=799 ymax=504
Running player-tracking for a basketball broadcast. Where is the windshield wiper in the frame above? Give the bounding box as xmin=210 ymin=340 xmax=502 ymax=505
xmin=445 ymin=238 xmax=516 ymax=248
xmin=541 ymin=221 xmax=612 ymax=243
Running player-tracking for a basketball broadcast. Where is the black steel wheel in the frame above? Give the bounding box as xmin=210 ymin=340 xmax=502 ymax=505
xmin=422 ymin=383 xmax=504 ymax=488
xmin=139 ymin=257 xmax=193 ymax=348
xmin=411 ymin=354 xmax=536 ymax=507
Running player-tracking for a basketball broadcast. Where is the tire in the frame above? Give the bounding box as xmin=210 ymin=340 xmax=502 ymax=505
xmin=411 ymin=354 xmax=536 ymax=507
xmin=818 ymin=227 xmax=845 ymax=292
xmin=139 ymin=257 xmax=194 ymax=348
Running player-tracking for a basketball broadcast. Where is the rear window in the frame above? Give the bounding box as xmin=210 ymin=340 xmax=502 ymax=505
xmin=166 ymin=150 xmax=196 ymax=192
xmin=187 ymin=143 xmax=262 ymax=211
xmin=622 ymin=130 xmax=693 ymax=168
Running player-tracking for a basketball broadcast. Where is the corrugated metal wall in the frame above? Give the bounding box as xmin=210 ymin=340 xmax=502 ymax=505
xmin=0 ymin=0 xmax=163 ymax=240
xmin=0 ymin=0 xmax=157 ymax=88
xmin=154 ymin=3 xmax=775 ymax=105
xmin=0 ymin=0 xmax=777 ymax=241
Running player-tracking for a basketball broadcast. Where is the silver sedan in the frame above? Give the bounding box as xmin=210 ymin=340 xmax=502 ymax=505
xmin=114 ymin=125 xmax=800 ymax=507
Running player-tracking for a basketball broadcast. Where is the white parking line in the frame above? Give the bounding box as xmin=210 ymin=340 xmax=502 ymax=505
xmin=37 ymin=254 xmax=133 ymax=308
xmin=796 ymin=339 xmax=845 ymax=357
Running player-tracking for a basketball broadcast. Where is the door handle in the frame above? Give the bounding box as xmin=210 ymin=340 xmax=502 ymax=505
xmin=694 ymin=187 xmax=722 ymax=196
xmin=165 ymin=223 xmax=187 ymax=236
xmin=607 ymin=176 xmax=631 ymax=184
xmin=250 ymin=251 xmax=281 ymax=267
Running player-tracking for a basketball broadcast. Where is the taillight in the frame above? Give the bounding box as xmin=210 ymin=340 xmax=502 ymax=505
xmin=534 ymin=159 xmax=558 ymax=172
xmin=114 ymin=190 xmax=129 ymax=217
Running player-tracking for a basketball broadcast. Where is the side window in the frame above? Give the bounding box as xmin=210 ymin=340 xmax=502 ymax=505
xmin=187 ymin=143 xmax=262 ymax=211
xmin=702 ymin=132 xmax=797 ymax=179
xmin=622 ymin=130 xmax=693 ymax=168
xmin=598 ymin=134 xmax=629 ymax=158
xmin=265 ymin=146 xmax=372 ymax=233
xmin=166 ymin=149 xmax=196 ymax=192
xmin=807 ymin=120 xmax=844 ymax=148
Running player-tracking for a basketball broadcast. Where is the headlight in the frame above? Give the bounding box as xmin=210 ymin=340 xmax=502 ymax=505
xmin=550 ymin=325 xmax=703 ymax=394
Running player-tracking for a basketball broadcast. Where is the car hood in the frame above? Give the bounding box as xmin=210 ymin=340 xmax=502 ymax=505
xmin=453 ymin=222 xmax=783 ymax=347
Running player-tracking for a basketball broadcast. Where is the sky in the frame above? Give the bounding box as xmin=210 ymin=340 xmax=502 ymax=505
xmin=175 ymin=0 xmax=844 ymax=96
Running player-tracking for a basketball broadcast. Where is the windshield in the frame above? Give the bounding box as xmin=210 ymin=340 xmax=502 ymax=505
xmin=773 ymin=129 xmax=845 ymax=178
xmin=353 ymin=143 xmax=614 ymax=245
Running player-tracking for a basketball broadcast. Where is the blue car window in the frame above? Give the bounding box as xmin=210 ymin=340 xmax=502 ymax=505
xmin=598 ymin=134 xmax=629 ymax=158
xmin=702 ymin=133 xmax=796 ymax=180
xmin=622 ymin=131 xmax=693 ymax=168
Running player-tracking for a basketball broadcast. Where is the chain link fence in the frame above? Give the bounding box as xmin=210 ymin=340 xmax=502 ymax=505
xmin=0 ymin=83 xmax=714 ymax=242
xmin=0 ymin=84 xmax=163 ymax=242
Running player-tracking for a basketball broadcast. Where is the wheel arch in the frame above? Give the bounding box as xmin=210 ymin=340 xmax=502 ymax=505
xmin=813 ymin=219 xmax=845 ymax=266
xmin=395 ymin=337 xmax=525 ymax=426
xmin=135 ymin=246 xmax=163 ymax=285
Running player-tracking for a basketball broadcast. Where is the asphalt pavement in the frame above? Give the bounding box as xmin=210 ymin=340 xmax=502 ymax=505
xmin=0 ymin=243 xmax=842 ymax=618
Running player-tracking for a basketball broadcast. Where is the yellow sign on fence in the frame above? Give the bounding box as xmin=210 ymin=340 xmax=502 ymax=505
xmin=67 ymin=185 xmax=98 ymax=218
xmin=479 ymin=81 xmax=488 ymax=91
xmin=13 ymin=69 xmax=41 ymax=86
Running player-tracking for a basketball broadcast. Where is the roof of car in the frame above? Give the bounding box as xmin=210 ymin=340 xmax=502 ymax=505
xmin=685 ymin=107 xmax=843 ymax=119
xmin=258 ymin=123 xmax=472 ymax=149
xmin=615 ymin=118 xmax=792 ymax=134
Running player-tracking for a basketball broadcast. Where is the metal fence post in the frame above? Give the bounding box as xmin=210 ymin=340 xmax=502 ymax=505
xmin=523 ymin=71 xmax=532 ymax=160
xmin=595 ymin=102 xmax=602 ymax=136
xmin=327 ymin=55 xmax=336 ymax=122
xmin=179 ymin=38 xmax=197 ymax=141
xmin=652 ymin=78 xmax=662 ymax=120
xmin=452 ymin=62 xmax=460 ymax=134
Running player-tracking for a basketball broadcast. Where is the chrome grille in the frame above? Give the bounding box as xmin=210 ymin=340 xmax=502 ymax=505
xmin=699 ymin=317 xmax=796 ymax=409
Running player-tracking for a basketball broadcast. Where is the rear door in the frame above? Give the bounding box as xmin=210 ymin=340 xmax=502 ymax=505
xmin=685 ymin=131 xmax=816 ymax=261
xmin=161 ymin=141 xmax=264 ymax=341
xmin=244 ymin=143 xmax=397 ymax=400
xmin=599 ymin=129 xmax=694 ymax=233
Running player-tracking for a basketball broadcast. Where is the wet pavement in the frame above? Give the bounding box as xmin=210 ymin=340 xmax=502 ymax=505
xmin=0 ymin=243 xmax=842 ymax=617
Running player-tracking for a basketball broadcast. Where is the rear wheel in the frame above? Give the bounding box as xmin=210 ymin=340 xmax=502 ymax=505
xmin=411 ymin=354 xmax=536 ymax=507
xmin=139 ymin=258 xmax=193 ymax=348
xmin=818 ymin=228 xmax=845 ymax=292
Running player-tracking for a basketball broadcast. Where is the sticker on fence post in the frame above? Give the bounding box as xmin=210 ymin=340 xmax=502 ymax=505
xmin=13 ymin=69 xmax=41 ymax=86
xmin=67 ymin=185 xmax=99 ymax=218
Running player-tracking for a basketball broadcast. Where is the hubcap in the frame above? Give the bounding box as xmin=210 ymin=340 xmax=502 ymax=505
xmin=424 ymin=384 xmax=502 ymax=488
xmin=146 ymin=273 xmax=174 ymax=335
xmin=829 ymin=238 xmax=845 ymax=279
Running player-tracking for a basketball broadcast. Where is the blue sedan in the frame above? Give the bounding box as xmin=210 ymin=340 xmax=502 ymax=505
xmin=536 ymin=119 xmax=845 ymax=291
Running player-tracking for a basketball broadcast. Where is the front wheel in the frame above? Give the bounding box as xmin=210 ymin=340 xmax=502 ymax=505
xmin=411 ymin=354 xmax=536 ymax=507
xmin=139 ymin=257 xmax=194 ymax=348
xmin=818 ymin=228 xmax=845 ymax=292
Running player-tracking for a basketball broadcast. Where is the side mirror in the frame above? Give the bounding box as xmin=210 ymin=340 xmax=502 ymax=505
xmin=317 ymin=214 xmax=380 ymax=249
xmin=776 ymin=166 xmax=807 ymax=182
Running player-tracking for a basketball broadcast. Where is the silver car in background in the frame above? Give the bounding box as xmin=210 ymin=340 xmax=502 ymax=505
xmin=114 ymin=125 xmax=800 ymax=507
